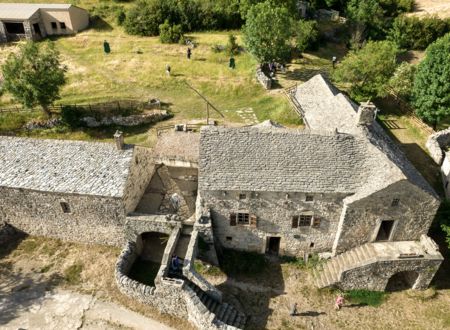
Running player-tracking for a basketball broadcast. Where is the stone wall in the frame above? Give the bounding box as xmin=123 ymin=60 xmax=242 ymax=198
xmin=426 ymin=127 xmax=450 ymax=165
xmin=125 ymin=214 xmax=181 ymax=242
xmin=0 ymin=22 xmax=7 ymax=43
xmin=201 ymin=190 xmax=347 ymax=256
xmin=0 ymin=187 xmax=128 ymax=246
xmin=333 ymin=180 xmax=440 ymax=254
xmin=123 ymin=147 xmax=156 ymax=214
xmin=338 ymin=257 xmax=443 ymax=291
xmin=80 ymin=110 xmax=170 ymax=128
xmin=256 ymin=68 xmax=272 ymax=90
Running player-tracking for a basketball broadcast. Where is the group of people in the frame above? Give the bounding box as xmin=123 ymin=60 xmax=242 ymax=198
xmin=290 ymin=294 xmax=345 ymax=317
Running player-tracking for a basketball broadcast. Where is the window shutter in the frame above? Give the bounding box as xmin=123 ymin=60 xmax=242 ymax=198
xmin=292 ymin=216 xmax=299 ymax=228
xmin=250 ymin=214 xmax=257 ymax=227
xmin=312 ymin=217 xmax=321 ymax=228
xmin=230 ymin=213 xmax=237 ymax=226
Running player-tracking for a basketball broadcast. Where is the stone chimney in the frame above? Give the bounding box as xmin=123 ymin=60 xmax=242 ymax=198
xmin=114 ymin=130 xmax=124 ymax=150
xmin=356 ymin=101 xmax=377 ymax=126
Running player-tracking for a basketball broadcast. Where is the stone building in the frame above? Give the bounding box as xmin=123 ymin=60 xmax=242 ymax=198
xmin=0 ymin=133 xmax=154 ymax=246
xmin=426 ymin=127 xmax=450 ymax=198
xmin=0 ymin=4 xmax=89 ymax=43
xmin=197 ymin=74 xmax=443 ymax=291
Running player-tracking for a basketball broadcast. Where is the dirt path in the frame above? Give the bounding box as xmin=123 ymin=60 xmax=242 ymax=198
xmin=0 ymin=287 xmax=174 ymax=330
xmin=409 ymin=0 xmax=450 ymax=18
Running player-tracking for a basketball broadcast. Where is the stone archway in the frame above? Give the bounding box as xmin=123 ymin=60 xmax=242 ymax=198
xmin=385 ymin=271 xmax=419 ymax=292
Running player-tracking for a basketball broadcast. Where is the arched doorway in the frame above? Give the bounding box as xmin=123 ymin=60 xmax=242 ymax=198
xmin=386 ymin=271 xmax=419 ymax=291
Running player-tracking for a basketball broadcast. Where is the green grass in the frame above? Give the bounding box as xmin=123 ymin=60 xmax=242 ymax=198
xmin=194 ymin=260 xmax=224 ymax=277
xmin=345 ymin=289 xmax=386 ymax=307
xmin=64 ymin=263 xmax=83 ymax=285
xmin=128 ymin=258 xmax=160 ymax=287
xmin=281 ymin=254 xmax=324 ymax=270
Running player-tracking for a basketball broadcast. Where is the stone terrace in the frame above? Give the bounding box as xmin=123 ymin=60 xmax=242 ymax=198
xmin=0 ymin=137 xmax=135 ymax=197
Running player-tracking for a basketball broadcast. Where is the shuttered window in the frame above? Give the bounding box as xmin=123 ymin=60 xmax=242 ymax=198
xmin=250 ymin=214 xmax=257 ymax=227
xmin=299 ymin=215 xmax=312 ymax=226
xmin=230 ymin=213 xmax=236 ymax=226
xmin=312 ymin=217 xmax=321 ymax=228
xmin=292 ymin=216 xmax=299 ymax=228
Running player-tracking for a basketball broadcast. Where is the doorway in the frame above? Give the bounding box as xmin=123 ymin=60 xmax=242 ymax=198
xmin=385 ymin=271 xmax=419 ymax=291
xmin=375 ymin=220 xmax=395 ymax=241
xmin=33 ymin=23 xmax=41 ymax=38
xmin=266 ymin=237 xmax=281 ymax=255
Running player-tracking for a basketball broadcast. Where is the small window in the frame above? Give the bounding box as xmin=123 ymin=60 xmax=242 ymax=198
xmin=239 ymin=193 xmax=246 ymax=200
xmin=305 ymin=195 xmax=314 ymax=202
xmin=250 ymin=214 xmax=257 ymax=227
xmin=312 ymin=217 xmax=321 ymax=228
xmin=391 ymin=198 xmax=400 ymax=207
xmin=60 ymin=22 xmax=66 ymax=29
xmin=237 ymin=212 xmax=249 ymax=225
xmin=51 ymin=22 xmax=58 ymax=30
xmin=60 ymin=201 xmax=70 ymax=213
xmin=291 ymin=216 xmax=299 ymax=228
xmin=226 ymin=236 xmax=232 ymax=241
xmin=299 ymin=215 xmax=312 ymax=227
xmin=310 ymin=242 xmax=315 ymax=248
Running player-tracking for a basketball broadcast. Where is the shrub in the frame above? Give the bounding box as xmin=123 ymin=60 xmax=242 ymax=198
xmin=159 ymin=20 xmax=184 ymax=44
xmin=116 ymin=9 xmax=126 ymax=26
xmin=64 ymin=263 xmax=83 ymax=285
xmin=345 ymin=290 xmax=386 ymax=306
xmin=388 ymin=15 xmax=450 ymax=50
xmin=295 ymin=19 xmax=319 ymax=53
xmin=226 ymin=34 xmax=240 ymax=55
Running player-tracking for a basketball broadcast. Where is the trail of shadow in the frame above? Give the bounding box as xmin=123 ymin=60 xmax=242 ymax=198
xmin=344 ymin=303 xmax=367 ymax=308
xmin=297 ymin=311 xmax=327 ymax=317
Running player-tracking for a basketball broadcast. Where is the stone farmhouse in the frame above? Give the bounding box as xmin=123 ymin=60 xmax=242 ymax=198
xmin=0 ymin=3 xmax=89 ymax=43
xmin=198 ymin=74 xmax=443 ymax=291
xmin=0 ymin=75 xmax=444 ymax=329
xmin=426 ymin=127 xmax=450 ymax=198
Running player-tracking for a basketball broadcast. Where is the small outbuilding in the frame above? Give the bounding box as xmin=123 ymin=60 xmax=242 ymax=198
xmin=0 ymin=3 xmax=89 ymax=43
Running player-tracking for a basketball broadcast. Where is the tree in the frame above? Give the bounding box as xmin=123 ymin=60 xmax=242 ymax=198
xmin=159 ymin=20 xmax=184 ymax=44
xmin=294 ymin=20 xmax=319 ymax=53
xmin=382 ymin=62 xmax=416 ymax=101
xmin=412 ymin=33 xmax=450 ymax=128
xmin=243 ymin=2 xmax=293 ymax=63
xmin=333 ymin=40 xmax=399 ymax=101
xmin=1 ymin=41 xmax=66 ymax=117
xmin=346 ymin=0 xmax=384 ymax=47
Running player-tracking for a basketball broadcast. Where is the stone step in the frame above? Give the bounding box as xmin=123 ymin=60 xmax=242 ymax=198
xmin=211 ymin=300 xmax=220 ymax=314
xmin=328 ymin=262 xmax=339 ymax=281
xmin=205 ymin=297 xmax=214 ymax=310
xmin=217 ymin=303 xmax=228 ymax=320
xmin=355 ymin=247 xmax=366 ymax=262
xmin=365 ymin=244 xmax=376 ymax=257
xmin=225 ymin=307 xmax=237 ymax=325
xmin=221 ymin=306 xmax=232 ymax=324
xmin=335 ymin=255 xmax=345 ymax=271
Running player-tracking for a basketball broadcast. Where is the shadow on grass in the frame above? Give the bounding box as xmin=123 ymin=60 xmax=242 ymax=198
xmin=284 ymin=67 xmax=329 ymax=82
xmin=297 ymin=311 xmax=327 ymax=316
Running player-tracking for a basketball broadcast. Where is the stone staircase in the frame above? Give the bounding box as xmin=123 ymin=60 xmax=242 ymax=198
xmin=314 ymin=243 xmax=377 ymax=288
xmin=186 ymin=281 xmax=246 ymax=329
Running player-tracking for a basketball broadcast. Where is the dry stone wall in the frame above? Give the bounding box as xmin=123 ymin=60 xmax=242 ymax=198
xmin=0 ymin=187 xmax=127 ymax=246
xmin=201 ymin=190 xmax=346 ymax=256
xmin=426 ymin=127 xmax=450 ymax=165
xmin=80 ymin=110 xmax=170 ymax=128
xmin=334 ymin=181 xmax=440 ymax=254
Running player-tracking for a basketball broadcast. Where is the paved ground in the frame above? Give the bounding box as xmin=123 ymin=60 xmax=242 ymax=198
xmin=0 ymin=288 xmax=173 ymax=330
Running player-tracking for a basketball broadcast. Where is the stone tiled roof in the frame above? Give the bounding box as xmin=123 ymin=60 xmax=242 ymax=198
xmin=295 ymin=74 xmax=360 ymax=135
xmin=0 ymin=137 xmax=134 ymax=197
xmin=199 ymin=126 xmax=371 ymax=193
xmin=153 ymin=131 xmax=200 ymax=163
xmin=0 ymin=4 xmax=72 ymax=20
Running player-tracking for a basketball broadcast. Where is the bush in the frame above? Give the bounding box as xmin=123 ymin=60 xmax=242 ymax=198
xmin=64 ymin=263 xmax=83 ymax=285
xmin=226 ymin=34 xmax=240 ymax=55
xmin=159 ymin=20 xmax=184 ymax=44
xmin=345 ymin=290 xmax=386 ymax=307
xmin=116 ymin=9 xmax=126 ymax=26
xmin=295 ymin=19 xmax=319 ymax=53
xmin=388 ymin=15 xmax=450 ymax=50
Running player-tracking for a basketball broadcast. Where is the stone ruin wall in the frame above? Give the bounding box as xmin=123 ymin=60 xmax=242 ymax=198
xmin=201 ymin=190 xmax=347 ymax=256
xmin=338 ymin=258 xmax=443 ymax=291
xmin=0 ymin=186 xmax=128 ymax=246
xmin=426 ymin=127 xmax=450 ymax=165
xmin=334 ymin=181 xmax=440 ymax=254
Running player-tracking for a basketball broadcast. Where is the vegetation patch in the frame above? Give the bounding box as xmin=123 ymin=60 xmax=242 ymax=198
xmin=64 ymin=263 xmax=84 ymax=285
xmin=345 ymin=289 xmax=386 ymax=307
xmin=194 ymin=260 xmax=224 ymax=277
xmin=281 ymin=254 xmax=324 ymax=270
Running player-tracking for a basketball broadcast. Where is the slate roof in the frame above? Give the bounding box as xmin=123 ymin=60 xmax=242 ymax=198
xmin=0 ymin=137 xmax=134 ymax=197
xmin=199 ymin=126 xmax=371 ymax=193
xmin=0 ymin=4 xmax=72 ymax=20
xmin=295 ymin=74 xmax=360 ymax=135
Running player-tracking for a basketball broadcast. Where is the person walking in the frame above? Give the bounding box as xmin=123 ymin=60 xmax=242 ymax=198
xmin=165 ymin=64 xmax=171 ymax=76
xmin=229 ymin=56 xmax=236 ymax=69
xmin=290 ymin=303 xmax=298 ymax=316
xmin=332 ymin=56 xmax=337 ymax=69
xmin=187 ymin=47 xmax=192 ymax=60
xmin=103 ymin=40 xmax=111 ymax=54
xmin=335 ymin=294 xmax=344 ymax=310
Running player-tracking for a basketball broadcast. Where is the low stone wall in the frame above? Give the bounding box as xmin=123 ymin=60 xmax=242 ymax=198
xmin=81 ymin=110 xmax=170 ymax=127
xmin=125 ymin=213 xmax=181 ymax=242
xmin=426 ymin=127 xmax=450 ymax=164
xmin=182 ymin=229 xmax=222 ymax=302
xmin=256 ymin=68 xmax=272 ymax=90
xmin=338 ymin=257 xmax=443 ymax=291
